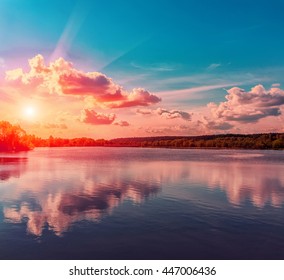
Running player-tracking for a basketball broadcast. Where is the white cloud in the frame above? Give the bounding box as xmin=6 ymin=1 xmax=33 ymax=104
xmin=209 ymin=85 xmax=284 ymax=123
xmin=207 ymin=63 xmax=221 ymax=70
xmin=131 ymin=62 xmax=177 ymax=72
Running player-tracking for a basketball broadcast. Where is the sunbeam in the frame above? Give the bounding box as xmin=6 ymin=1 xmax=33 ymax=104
xmin=50 ymin=1 xmax=89 ymax=61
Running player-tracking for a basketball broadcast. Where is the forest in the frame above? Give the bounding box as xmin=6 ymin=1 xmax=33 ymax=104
xmin=1 ymin=121 xmax=284 ymax=151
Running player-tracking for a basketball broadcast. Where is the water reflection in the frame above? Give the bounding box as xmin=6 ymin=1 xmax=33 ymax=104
xmin=117 ymin=158 xmax=284 ymax=209
xmin=2 ymin=156 xmax=160 ymax=236
xmin=150 ymin=160 xmax=284 ymax=208
xmin=0 ymin=157 xmax=27 ymax=181
xmin=1 ymin=148 xmax=284 ymax=238
xmin=196 ymin=162 xmax=284 ymax=207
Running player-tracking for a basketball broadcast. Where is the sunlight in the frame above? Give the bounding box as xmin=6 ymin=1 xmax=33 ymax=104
xmin=50 ymin=2 xmax=88 ymax=61
xmin=23 ymin=106 xmax=36 ymax=119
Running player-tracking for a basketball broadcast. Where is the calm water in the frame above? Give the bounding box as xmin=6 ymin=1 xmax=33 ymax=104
xmin=0 ymin=147 xmax=284 ymax=260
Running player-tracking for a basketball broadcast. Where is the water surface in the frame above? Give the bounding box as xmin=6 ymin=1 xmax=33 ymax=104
xmin=0 ymin=147 xmax=284 ymax=259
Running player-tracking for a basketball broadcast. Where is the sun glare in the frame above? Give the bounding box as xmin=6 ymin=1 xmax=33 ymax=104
xmin=23 ymin=106 xmax=36 ymax=119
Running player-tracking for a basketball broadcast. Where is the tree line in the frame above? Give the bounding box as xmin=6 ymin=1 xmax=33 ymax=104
xmin=108 ymin=134 xmax=284 ymax=149
xmin=1 ymin=121 xmax=284 ymax=152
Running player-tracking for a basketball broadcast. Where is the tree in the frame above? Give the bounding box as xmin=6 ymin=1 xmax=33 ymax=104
xmin=0 ymin=121 xmax=33 ymax=152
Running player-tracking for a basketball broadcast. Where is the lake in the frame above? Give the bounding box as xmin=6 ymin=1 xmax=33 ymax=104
xmin=0 ymin=147 xmax=284 ymax=259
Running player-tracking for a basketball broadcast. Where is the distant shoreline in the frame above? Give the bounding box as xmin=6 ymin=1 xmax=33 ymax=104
xmin=31 ymin=145 xmax=284 ymax=151
xmin=1 ymin=119 xmax=284 ymax=151
xmin=35 ymin=133 xmax=283 ymax=150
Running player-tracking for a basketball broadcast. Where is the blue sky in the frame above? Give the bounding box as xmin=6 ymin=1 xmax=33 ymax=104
xmin=1 ymin=0 xmax=283 ymax=78
xmin=1 ymin=0 xmax=284 ymax=137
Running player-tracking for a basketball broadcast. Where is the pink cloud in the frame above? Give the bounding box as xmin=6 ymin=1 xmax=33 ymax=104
xmin=136 ymin=108 xmax=152 ymax=115
xmin=107 ymin=88 xmax=161 ymax=108
xmin=44 ymin=123 xmax=68 ymax=129
xmin=113 ymin=120 xmax=130 ymax=127
xmin=144 ymin=124 xmax=193 ymax=135
xmin=155 ymin=108 xmax=192 ymax=120
xmin=209 ymin=85 xmax=284 ymax=123
xmin=197 ymin=116 xmax=233 ymax=131
xmin=80 ymin=109 xmax=116 ymax=125
xmin=5 ymin=55 xmax=161 ymax=107
xmin=58 ymin=71 xmax=124 ymax=101
xmin=136 ymin=107 xmax=192 ymax=121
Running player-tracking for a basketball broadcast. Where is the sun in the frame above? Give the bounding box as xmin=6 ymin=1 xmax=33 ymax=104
xmin=23 ymin=106 xmax=36 ymax=119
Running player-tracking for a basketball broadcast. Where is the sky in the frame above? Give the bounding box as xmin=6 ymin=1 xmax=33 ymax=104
xmin=1 ymin=0 xmax=284 ymax=138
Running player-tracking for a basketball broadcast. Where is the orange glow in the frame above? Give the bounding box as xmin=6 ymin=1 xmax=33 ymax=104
xmin=23 ymin=106 xmax=36 ymax=119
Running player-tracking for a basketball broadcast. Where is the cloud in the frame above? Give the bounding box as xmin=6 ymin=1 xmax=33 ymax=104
xmin=136 ymin=107 xmax=192 ymax=121
xmin=131 ymin=62 xmax=177 ymax=72
xmin=136 ymin=108 xmax=152 ymax=115
xmin=197 ymin=116 xmax=234 ymax=131
xmin=207 ymin=63 xmax=221 ymax=70
xmin=55 ymin=111 xmax=73 ymax=122
xmin=209 ymin=85 xmax=284 ymax=123
xmin=5 ymin=54 xmax=161 ymax=108
xmin=80 ymin=109 xmax=116 ymax=125
xmin=113 ymin=120 xmax=130 ymax=127
xmin=18 ymin=121 xmax=68 ymax=130
xmin=44 ymin=123 xmax=68 ymax=129
xmin=155 ymin=108 xmax=192 ymax=121
xmin=107 ymin=88 xmax=161 ymax=108
xmin=156 ymin=83 xmax=241 ymax=100
xmin=144 ymin=124 xmax=193 ymax=135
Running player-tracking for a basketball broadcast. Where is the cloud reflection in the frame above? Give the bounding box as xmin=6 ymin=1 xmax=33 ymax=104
xmin=1 ymin=149 xmax=284 ymax=237
xmin=199 ymin=162 xmax=284 ymax=208
xmin=2 ymin=160 xmax=160 ymax=236
xmin=153 ymin=159 xmax=284 ymax=208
